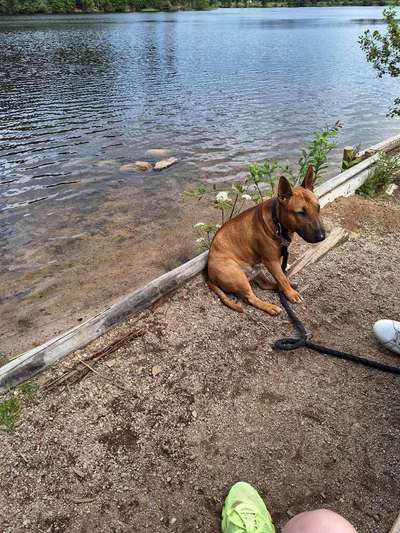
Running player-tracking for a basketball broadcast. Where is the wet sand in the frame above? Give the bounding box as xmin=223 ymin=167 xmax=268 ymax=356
xmin=0 ymin=179 xmax=215 ymax=358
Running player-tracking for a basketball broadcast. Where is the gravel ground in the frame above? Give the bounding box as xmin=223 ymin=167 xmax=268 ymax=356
xmin=0 ymin=194 xmax=399 ymax=533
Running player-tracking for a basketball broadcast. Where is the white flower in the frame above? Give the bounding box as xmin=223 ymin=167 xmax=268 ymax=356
xmin=195 ymin=238 xmax=204 ymax=244
xmin=194 ymin=222 xmax=206 ymax=228
xmin=241 ymin=193 xmax=251 ymax=200
xmin=216 ymin=191 xmax=230 ymax=202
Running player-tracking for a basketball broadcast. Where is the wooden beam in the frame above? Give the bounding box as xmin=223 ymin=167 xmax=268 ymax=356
xmin=317 ymin=131 xmax=400 ymax=207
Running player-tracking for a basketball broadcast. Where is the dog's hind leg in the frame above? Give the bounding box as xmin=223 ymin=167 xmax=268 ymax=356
xmin=208 ymin=282 xmax=244 ymax=313
xmin=253 ymin=270 xmax=278 ymax=291
xmin=243 ymin=288 xmax=281 ymax=316
xmin=209 ymin=259 xmax=281 ymax=316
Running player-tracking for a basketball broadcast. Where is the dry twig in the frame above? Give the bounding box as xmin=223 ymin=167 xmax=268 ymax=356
xmin=43 ymin=328 xmax=144 ymax=390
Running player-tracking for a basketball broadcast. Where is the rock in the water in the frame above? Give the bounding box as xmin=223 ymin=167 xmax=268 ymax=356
xmin=154 ymin=157 xmax=178 ymax=171
xmin=145 ymin=148 xmax=170 ymax=158
xmin=119 ymin=161 xmax=152 ymax=172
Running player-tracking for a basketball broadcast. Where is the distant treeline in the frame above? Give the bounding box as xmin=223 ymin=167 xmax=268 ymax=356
xmin=0 ymin=0 xmax=218 ymax=13
xmin=0 ymin=0 xmax=392 ymax=15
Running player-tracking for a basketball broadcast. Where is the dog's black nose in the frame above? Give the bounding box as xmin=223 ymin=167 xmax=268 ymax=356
xmin=317 ymin=229 xmax=326 ymax=242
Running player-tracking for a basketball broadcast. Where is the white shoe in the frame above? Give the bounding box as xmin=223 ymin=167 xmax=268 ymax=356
xmin=373 ymin=320 xmax=400 ymax=355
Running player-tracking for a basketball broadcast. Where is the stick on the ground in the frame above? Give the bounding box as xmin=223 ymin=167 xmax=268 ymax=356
xmin=76 ymin=358 xmax=130 ymax=392
xmin=43 ymin=328 xmax=144 ymax=390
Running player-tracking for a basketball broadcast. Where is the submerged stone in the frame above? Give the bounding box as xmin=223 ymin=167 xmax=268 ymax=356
xmin=154 ymin=157 xmax=178 ymax=171
xmin=119 ymin=161 xmax=152 ymax=172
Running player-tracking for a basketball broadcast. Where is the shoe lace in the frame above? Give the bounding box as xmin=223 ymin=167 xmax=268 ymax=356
xmin=229 ymin=503 xmax=270 ymax=533
xmin=241 ymin=511 xmax=259 ymax=533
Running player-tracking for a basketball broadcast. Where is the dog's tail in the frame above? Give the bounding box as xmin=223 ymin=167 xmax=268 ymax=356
xmin=208 ymin=282 xmax=244 ymax=313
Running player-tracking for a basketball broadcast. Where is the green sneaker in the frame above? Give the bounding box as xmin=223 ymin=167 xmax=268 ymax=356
xmin=221 ymin=482 xmax=275 ymax=533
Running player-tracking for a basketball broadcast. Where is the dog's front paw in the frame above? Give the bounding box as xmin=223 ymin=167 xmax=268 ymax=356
xmin=285 ymin=288 xmax=302 ymax=303
xmin=266 ymin=304 xmax=282 ymax=316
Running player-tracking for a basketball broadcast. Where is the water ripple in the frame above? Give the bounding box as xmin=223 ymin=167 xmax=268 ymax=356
xmin=0 ymin=7 xmax=399 ymax=270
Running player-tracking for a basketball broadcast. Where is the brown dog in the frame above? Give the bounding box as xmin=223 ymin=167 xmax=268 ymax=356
xmin=207 ymin=165 xmax=325 ymax=314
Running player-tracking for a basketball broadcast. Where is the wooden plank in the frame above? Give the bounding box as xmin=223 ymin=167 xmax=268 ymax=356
xmin=0 ymin=252 xmax=208 ymax=393
xmin=2 ymin=132 xmax=400 ymax=392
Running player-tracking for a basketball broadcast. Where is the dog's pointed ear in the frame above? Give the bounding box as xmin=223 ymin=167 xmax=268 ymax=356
xmin=301 ymin=165 xmax=315 ymax=191
xmin=278 ymin=176 xmax=293 ymax=202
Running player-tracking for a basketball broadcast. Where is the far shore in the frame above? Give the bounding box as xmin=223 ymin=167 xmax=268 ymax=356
xmin=0 ymin=3 xmax=393 ymax=16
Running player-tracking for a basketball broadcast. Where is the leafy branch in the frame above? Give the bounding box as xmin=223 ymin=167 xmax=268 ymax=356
xmin=359 ymin=6 xmax=400 ymax=116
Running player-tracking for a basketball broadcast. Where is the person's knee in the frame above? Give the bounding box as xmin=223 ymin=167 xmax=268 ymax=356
xmin=282 ymin=509 xmax=357 ymax=533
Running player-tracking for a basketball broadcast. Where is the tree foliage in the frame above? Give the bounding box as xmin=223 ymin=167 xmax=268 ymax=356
xmin=0 ymin=0 xmax=218 ymax=13
xmin=359 ymin=6 xmax=400 ymax=116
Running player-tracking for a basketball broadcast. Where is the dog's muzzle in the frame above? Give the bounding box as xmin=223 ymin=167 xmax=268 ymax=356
xmin=298 ymin=227 xmax=326 ymax=243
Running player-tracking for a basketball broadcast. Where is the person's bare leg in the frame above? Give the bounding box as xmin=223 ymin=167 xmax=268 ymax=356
xmin=283 ymin=509 xmax=357 ymax=533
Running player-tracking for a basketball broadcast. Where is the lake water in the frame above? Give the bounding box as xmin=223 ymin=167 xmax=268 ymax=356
xmin=1 ymin=7 xmax=399 ymax=353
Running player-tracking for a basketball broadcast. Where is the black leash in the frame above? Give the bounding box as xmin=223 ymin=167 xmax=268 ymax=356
xmin=273 ymin=230 xmax=400 ymax=376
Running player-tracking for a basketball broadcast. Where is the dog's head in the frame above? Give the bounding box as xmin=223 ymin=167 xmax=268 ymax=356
xmin=277 ymin=165 xmax=326 ymax=243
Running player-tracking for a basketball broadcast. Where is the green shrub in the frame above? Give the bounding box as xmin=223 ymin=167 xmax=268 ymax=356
xmin=357 ymin=152 xmax=400 ymax=198
xmin=0 ymin=382 xmax=38 ymax=432
xmin=299 ymin=121 xmax=342 ymax=181
xmin=0 ymin=396 xmax=21 ymax=432
xmin=193 ymin=0 xmax=210 ymax=9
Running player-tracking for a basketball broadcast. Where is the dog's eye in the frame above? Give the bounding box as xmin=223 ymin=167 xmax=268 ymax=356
xmin=295 ymin=210 xmax=307 ymax=216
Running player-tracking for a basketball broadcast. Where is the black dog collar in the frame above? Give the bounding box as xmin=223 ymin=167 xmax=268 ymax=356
xmin=271 ymin=198 xmax=291 ymax=248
